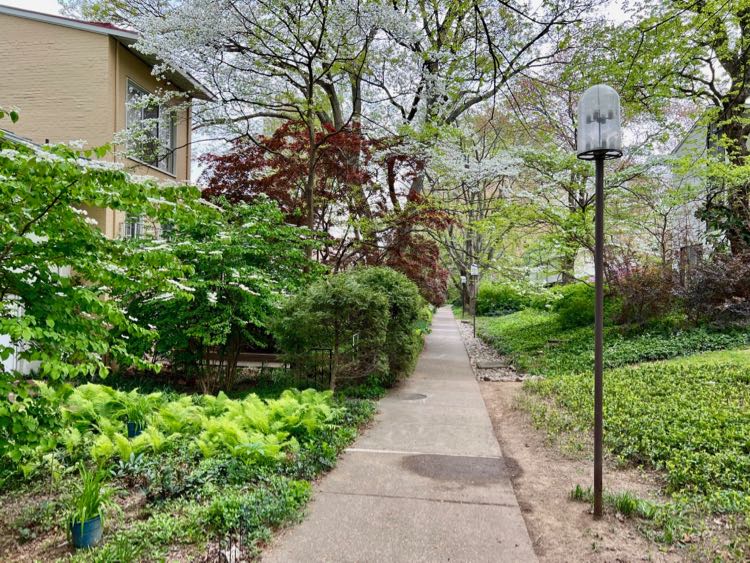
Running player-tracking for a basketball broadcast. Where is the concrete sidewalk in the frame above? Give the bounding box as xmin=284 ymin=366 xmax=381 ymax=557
xmin=263 ymin=307 xmax=537 ymax=562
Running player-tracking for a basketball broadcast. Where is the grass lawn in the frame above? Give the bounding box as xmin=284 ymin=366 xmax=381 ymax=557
xmin=476 ymin=308 xmax=750 ymax=556
xmin=0 ymin=383 xmax=376 ymax=561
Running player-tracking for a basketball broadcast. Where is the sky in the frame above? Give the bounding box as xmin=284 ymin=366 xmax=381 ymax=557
xmin=3 ymin=0 xmax=61 ymax=14
xmin=9 ymin=0 xmax=630 ymax=20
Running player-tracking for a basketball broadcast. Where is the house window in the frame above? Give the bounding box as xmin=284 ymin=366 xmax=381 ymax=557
xmin=121 ymin=215 xmax=144 ymax=239
xmin=126 ymin=80 xmax=176 ymax=174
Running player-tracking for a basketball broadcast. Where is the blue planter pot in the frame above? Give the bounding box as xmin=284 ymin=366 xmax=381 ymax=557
xmin=127 ymin=421 xmax=143 ymax=438
xmin=70 ymin=515 xmax=103 ymax=549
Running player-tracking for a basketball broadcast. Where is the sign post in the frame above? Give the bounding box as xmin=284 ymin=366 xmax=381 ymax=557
xmin=460 ymin=275 xmax=467 ymax=318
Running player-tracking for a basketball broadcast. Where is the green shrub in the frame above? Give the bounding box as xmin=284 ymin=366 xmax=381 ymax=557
xmin=475 ymin=282 xmax=528 ymax=316
xmin=274 ymin=267 xmax=426 ymax=389
xmin=352 ymin=267 xmax=426 ymax=385
xmin=0 ymin=381 xmax=73 ymax=486
xmin=527 ymin=288 xmax=556 ymax=310
xmin=551 ymin=283 xmax=595 ymax=328
xmin=126 ymin=200 xmax=318 ymax=395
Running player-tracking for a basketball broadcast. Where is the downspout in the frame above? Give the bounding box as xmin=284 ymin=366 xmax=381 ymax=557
xmin=186 ymin=104 xmax=192 ymax=182
xmin=111 ymin=39 xmax=120 ymax=239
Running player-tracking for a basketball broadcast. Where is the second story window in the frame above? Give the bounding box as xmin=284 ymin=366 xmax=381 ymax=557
xmin=126 ymin=80 xmax=176 ymax=174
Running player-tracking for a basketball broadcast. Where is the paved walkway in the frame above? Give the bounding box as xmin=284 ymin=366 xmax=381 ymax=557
xmin=263 ymin=307 xmax=536 ymax=562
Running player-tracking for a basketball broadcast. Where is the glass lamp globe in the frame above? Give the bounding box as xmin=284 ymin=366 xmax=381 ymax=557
xmin=576 ymin=84 xmax=622 ymax=160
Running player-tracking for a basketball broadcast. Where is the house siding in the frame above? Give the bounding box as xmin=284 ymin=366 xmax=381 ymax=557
xmin=0 ymin=13 xmax=114 ymax=148
xmin=0 ymin=13 xmax=193 ymax=239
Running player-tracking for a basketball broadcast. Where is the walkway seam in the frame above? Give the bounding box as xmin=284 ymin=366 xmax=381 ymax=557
xmin=345 ymin=446 xmax=502 ymax=459
xmin=317 ymin=490 xmax=519 ymax=507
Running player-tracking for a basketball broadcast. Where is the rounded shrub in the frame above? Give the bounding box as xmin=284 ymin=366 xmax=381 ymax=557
xmin=551 ymin=283 xmax=595 ymax=329
xmin=274 ymin=267 xmax=426 ymax=389
xmin=352 ymin=267 xmax=426 ymax=386
xmin=274 ymin=273 xmax=389 ymax=389
xmin=475 ymin=282 xmax=528 ymax=316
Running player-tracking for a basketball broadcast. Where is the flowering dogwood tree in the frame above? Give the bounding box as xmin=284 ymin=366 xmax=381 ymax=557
xmin=66 ymin=0 xmax=379 ymax=242
xmin=0 ymin=118 xmax=213 ymax=473
xmin=0 ymin=127 xmax=202 ymax=384
xmin=426 ymin=123 xmax=521 ymax=285
xmin=126 ymin=197 xmax=319 ymax=393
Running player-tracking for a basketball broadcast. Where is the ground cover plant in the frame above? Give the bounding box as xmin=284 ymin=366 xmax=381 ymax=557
xmin=0 ymin=383 xmax=376 ymax=560
xmin=477 ymin=308 xmax=750 ymax=377
xmin=476 ymin=300 xmax=750 ymax=555
xmin=526 ymin=350 xmax=750 ymax=553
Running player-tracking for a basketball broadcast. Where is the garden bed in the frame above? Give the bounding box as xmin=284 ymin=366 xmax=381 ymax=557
xmin=0 ymin=384 xmax=376 ymax=561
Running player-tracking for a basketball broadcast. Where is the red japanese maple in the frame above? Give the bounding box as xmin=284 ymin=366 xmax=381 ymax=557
xmin=200 ymin=121 xmax=451 ymax=304
xmin=200 ymin=121 xmax=371 ymax=228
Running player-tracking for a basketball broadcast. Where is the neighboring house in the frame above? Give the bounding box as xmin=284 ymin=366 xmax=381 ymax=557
xmin=0 ymin=5 xmax=212 ymax=374
xmin=669 ymin=119 xmax=718 ymax=283
xmin=0 ymin=3 xmax=211 ymax=239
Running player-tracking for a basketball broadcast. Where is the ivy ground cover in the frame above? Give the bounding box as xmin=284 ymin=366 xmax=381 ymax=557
xmin=526 ymin=351 xmax=750 ymax=508
xmin=477 ymin=309 xmax=750 ymax=554
xmin=477 ymin=309 xmax=750 ymax=377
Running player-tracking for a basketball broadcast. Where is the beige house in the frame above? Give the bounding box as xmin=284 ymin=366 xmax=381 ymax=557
xmin=0 ymin=4 xmax=212 ymax=239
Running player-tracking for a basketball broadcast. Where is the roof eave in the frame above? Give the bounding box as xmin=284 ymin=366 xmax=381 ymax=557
xmin=118 ymin=37 xmax=214 ymax=101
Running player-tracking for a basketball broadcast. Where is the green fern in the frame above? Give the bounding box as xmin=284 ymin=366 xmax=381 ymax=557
xmin=90 ymin=434 xmax=116 ymax=464
xmin=152 ymin=396 xmax=204 ymax=434
xmin=113 ymin=389 xmax=163 ymax=427
xmin=113 ymin=433 xmax=134 ymax=461
xmin=200 ymin=391 xmax=231 ymax=417
xmin=131 ymin=426 xmax=169 ymax=454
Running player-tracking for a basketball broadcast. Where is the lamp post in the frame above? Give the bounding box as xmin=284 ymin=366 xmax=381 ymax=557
xmin=575 ymin=84 xmax=622 ymax=520
xmin=470 ymin=263 xmax=479 ymax=338
xmin=460 ymin=274 xmax=467 ymax=318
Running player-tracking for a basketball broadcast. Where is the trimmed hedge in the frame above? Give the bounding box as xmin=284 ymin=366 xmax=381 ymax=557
xmin=475 ymin=282 xmax=529 ymax=316
xmin=274 ymin=267 xmax=428 ymax=389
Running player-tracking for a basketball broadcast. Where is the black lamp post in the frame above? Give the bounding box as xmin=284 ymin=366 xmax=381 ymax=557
xmin=460 ymin=274 xmax=467 ymax=318
xmin=575 ymin=84 xmax=623 ymax=519
xmin=470 ymin=263 xmax=479 ymax=338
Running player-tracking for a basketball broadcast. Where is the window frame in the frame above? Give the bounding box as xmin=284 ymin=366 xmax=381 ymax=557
xmin=125 ymin=78 xmax=177 ymax=175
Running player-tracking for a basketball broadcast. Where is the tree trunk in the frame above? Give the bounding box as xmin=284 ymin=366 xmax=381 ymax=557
xmin=305 ymin=111 xmax=317 ymax=259
xmin=716 ymin=98 xmax=750 ymax=254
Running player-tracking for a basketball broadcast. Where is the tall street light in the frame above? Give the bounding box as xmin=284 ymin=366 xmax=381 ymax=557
xmin=470 ymin=263 xmax=479 ymax=338
xmin=576 ymin=84 xmax=622 ymax=519
xmin=460 ymin=274 xmax=467 ymax=318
